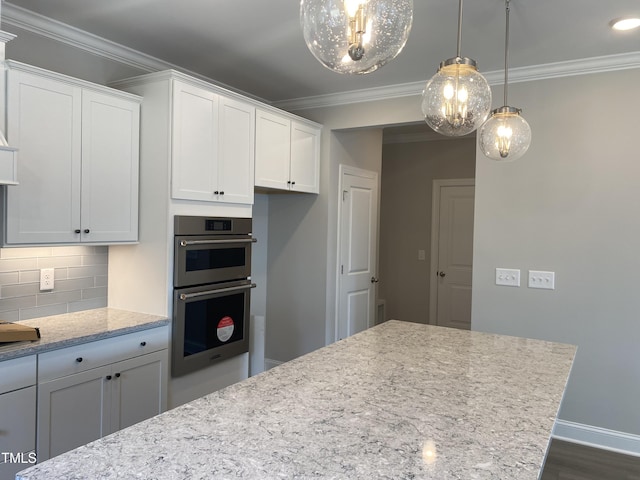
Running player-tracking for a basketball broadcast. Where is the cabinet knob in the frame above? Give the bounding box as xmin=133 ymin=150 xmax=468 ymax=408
xmin=115 ymin=373 xmax=121 ymax=378
xmin=140 ymin=341 xmax=147 ymax=347
xmin=84 ymin=229 xmax=90 ymax=234
xmin=106 ymin=375 xmax=112 ymax=380
xmin=74 ymin=229 xmax=81 ymax=234
xmin=76 ymin=357 xmax=83 ymax=363
xmin=287 ymin=181 xmax=291 ymax=184
xmin=291 ymin=181 xmax=296 ymax=185
xmin=219 ymin=191 xmax=225 ymax=195
xmin=213 ymin=191 xmax=219 ymax=195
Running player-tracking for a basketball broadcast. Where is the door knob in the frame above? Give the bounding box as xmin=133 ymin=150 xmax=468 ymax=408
xmin=371 ymin=276 xmax=379 ymax=283
xmin=438 ymin=271 xmax=446 ymax=277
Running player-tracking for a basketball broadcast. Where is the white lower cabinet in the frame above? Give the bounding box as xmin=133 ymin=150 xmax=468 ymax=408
xmin=36 ymin=327 xmax=168 ymax=461
xmin=0 ymin=356 xmax=37 ymax=479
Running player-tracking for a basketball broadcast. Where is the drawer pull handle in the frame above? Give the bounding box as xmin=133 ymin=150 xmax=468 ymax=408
xmin=76 ymin=357 xmax=83 ymax=363
xmin=106 ymin=375 xmax=112 ymax=380
xmin=140 ymin=341 xmax=147 ymax=347
xmin=115 ymin=373 xmax=121 ymax=378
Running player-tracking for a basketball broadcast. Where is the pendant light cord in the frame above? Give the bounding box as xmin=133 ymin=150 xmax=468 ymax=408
xmin=456 ymin=0 xmax=464 ymax=58
xmin=504 ymin=0 xmax=510 ymax=106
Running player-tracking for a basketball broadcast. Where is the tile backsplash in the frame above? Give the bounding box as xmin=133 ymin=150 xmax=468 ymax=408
xmin=0 ymin=246 xmax=108 ymax=321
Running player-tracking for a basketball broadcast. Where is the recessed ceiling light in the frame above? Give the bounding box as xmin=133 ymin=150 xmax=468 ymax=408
xmin=610 ymin=17 xmax=640 ymax=31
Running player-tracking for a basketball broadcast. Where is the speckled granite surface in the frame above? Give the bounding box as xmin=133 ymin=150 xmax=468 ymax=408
xmin=16 ymin=320 xmax=576 ymax=480
xmin=0 ymin=308 xmax=168 ymax=361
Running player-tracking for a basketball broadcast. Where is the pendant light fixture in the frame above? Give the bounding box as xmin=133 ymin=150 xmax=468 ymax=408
xmin=300 ymin=0 xmax=413 ymax=75
xmin=421 ymin=0 xmax=491 ymax=136
xmin=478 ymin=0 xmax=531 ymax=161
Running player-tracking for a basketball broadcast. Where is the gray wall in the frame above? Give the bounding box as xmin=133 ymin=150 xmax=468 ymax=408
xmin=379 ymin=138 xmax=476 ymax=324
xmin=264 ymin=128 xmax=383 ymax=363
xmin=298 ymin=68 xmax=640 ymax=444
xmin=472 ymin=68 xmax=640 ymax=437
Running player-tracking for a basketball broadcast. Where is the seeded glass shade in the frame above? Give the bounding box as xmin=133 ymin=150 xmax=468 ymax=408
xmin=300 ymin=0 xmax=413 ymax=75
xmin=478 ymin=107 xmax=531 ymax=161
xmin=421 ymin=59 xmax=492 ymax=136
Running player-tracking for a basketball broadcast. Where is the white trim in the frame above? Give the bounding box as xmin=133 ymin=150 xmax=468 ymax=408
xmin=275 ymin=51 xmax=640 ymax=111
xmin=429 ymin=179 xmax=475 ymax=326
xmin=553 ymin=419 xmax=640 ymax=458
xmin=1 ymin=2 xmax=267 ymax=103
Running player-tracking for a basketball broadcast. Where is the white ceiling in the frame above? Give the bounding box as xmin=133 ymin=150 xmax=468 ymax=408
xmin=2 ymin=0 xmax=639 ymax=105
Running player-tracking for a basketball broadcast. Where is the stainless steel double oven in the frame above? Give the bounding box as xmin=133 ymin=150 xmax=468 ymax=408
xmin=172 ymin=215 xmax=256 ymax=377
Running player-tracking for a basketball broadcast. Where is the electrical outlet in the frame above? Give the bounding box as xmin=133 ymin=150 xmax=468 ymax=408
xmin=528 ymin=270 xmax=555 ymax=290
xmin=40 ymin=268 xmax=55 ymax=291
xmin=495 ymin=268 xmax=520 ymax=287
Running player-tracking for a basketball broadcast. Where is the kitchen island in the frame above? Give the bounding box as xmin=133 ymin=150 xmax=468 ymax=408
xmin=16 ymin=320 xmax=576 ymax=479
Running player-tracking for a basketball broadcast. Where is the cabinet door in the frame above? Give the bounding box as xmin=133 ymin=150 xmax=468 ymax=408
xmin=5 ymin=70 xmax=82 ymax=244
xmin=81 ymin=90 xmax=140 ymax=243
xmin=37 ymin=365 xmax=111 ymax=461
xmin=80 ymin=90 xmax=140 ymax=242
xmin=217 ymin=97 xmax=255 ymax=204
xmin=109 ymin=350 xmax=167 ymax=433
xmin=290 ymin=121 xmax=321 ymax=194
xmin=255 ymin=109 xmax=291 ymax=190
xmin=171 ymin=81 xmax=219 ymax=201
xmin=0 ymin=386 xmax=36 ymax=476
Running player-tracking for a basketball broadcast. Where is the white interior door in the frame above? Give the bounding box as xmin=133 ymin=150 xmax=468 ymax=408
xmin=429 ymin=179 xmax=475 ymax=329
xmin=337 ymin=166 xmax=379 ymax=340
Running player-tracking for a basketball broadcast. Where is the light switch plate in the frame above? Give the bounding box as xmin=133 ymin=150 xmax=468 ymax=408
xmin=495 ymin=268 xmax=520 ymax=287
xmin=528 ymin=270 xmax=555 ymax=290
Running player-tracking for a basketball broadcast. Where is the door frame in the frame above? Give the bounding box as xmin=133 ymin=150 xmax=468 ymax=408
xmin=428 ymin=178 xmax=475 ymax=325
xmin=334 ymin=164 xmax=380 ymax=342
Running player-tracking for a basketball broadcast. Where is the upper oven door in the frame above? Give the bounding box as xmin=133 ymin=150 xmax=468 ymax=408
xmin=174 ymin=235 xmax=254 ymax=287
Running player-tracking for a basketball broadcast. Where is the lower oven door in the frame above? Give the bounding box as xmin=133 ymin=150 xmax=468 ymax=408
xmin=172 ymin=280 xmax=255 ymax=377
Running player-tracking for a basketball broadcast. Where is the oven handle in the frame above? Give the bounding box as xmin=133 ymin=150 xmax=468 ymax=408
xmin=179 ymin=283 xmax=256 ymax=301
xmin=179 ymin=238 xmax=257 ymax=247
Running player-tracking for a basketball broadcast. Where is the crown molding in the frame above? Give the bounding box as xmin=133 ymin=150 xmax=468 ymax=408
xmin=2 ymin=2 xmax=639 ymax=112
xmin=1 ymin=2 xmax=267 ymax=103
xmin=276 ymin=51 xmax=640 ymax=111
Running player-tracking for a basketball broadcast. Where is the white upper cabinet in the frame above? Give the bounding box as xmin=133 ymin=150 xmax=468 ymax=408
xmin=3 ymin=62 xmax=140 ymax=245
xmin=171 ymin=80 xmax=254 ymax=204
xmin=255 ymin=108 xmax=320 ymax=194
xmin=290 ymin=120 xmax=321 ymax=194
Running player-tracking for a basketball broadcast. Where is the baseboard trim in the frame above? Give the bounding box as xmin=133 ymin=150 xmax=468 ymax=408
xmin=264 ymin=358 xmax=284 ymax=370
xmin=553 ymin=420 xmax=640 ymax=457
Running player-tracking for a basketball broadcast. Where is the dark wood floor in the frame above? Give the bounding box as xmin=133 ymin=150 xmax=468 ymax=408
xmin=541 ymin=439 xmax=640 ymax=480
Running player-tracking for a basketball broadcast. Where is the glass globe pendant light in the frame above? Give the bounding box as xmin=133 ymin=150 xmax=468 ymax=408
xmin=421 ymin=0 xmax=491 ymax=136
xmin=478 ymin=0 xmax=531 ymax=161
xmin=300 ymin=0 xmax=413 ymax=75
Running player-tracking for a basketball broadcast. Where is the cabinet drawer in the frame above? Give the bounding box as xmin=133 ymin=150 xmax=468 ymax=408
xmin=39 ymin=326 xmax=169 ymax=382
xmin=0 ymin=355 xmax=36 ymax=393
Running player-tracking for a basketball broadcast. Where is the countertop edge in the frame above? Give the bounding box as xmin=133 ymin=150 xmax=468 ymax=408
xmin=0 ymin=309 xmax=170 ymax=361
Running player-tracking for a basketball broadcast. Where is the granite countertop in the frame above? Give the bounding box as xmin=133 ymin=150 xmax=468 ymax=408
xmin=0 ymin=308 xmax=169 ymax=361
xmin=17 ymin=320 xmax=576 ymax=480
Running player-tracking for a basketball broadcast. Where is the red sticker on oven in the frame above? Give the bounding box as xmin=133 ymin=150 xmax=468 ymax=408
xmin=217 ymin=316 xmax=235 ymax=342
